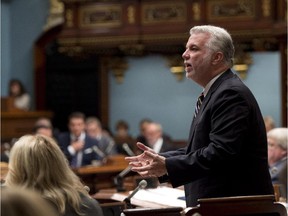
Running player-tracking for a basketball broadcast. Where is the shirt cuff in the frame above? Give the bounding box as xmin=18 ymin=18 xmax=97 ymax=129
xmin=68 ymin=145 xmax=76 ymax=155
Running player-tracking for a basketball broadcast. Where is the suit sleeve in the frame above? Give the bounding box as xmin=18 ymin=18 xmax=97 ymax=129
xmin=57 ymin=135 xmax=73 ymax=162
xmin=160 ymin=147 xmax=187 ymax=158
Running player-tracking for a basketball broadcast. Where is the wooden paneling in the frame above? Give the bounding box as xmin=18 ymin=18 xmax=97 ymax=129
xmin=1 ymin=111 xmax=53 ymax=142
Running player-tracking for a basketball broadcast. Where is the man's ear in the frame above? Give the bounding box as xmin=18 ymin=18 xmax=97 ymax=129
xmin=212 ymin=52 xmax=224 ymax=65
xmin=281 ymin=150 xmax=287 ymax=157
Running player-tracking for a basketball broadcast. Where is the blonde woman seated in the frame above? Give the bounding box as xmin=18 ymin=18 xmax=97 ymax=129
xmin=4 ymin=134 xmax=104 ymax=216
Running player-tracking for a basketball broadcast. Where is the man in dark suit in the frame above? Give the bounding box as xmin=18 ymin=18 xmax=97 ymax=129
xmin=126 ymin=25 xmax=274 ymax=207
xmin=57 ymin=112 xmax=103 ymax=167
xmin=145 ymin=122 xmax=176 ymax=153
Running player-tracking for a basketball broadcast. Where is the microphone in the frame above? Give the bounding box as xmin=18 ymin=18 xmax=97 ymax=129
xmin=117 ymin=166 xmax=132 ymax=179
xmin=122 ymin=143 xmax=135 ymax=156
xmin=92 ymin=145 xmax=106 ymax=158
xmin=123 ymin=180 xmax=147 ymax=209
xmin=114 ymin=166 xmax=132 ymax=192
xmin=105 ymin=140 xmax=115 ymax=155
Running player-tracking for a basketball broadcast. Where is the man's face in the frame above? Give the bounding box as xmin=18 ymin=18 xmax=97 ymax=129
xmin=69 ymin=118 xmax=85 ymax=137
xmin=267 ymin=137 xmax=287 ymax=166
xmin=182 ymin=32 xmax=213 ymax=85
xmin=86 ymin=122 xmax=100 ymax=138
xmin=146 ymin=124 xmax=161 ymax=146
xmin=36 ymin=128 xmax=53 ymax=138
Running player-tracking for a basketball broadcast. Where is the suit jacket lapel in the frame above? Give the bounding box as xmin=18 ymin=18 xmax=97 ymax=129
xmin=187 ymin=69 xmax=234 ymax=147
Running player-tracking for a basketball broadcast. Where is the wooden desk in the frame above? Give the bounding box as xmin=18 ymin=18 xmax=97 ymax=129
xmin=74 ymin=155 xmax=132 ymax=194
xmin=94 ymin=185 xmax=186 ymax=209
xmin=76 ymin=155 xmax=129 ymax=175
xmin=1 ymin=111 xmax=53 ymax=142
xmin=184 ymin=195 xmax=287 ymax=216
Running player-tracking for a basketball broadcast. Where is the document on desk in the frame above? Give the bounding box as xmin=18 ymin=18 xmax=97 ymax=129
xmin=111 ymin=186 xmax=186 ymax=208
xmin=132 ymin=186 xmax=186 ymax=207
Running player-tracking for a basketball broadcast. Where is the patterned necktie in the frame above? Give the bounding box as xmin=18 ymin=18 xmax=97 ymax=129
xmin=194 ymin=92 xmax=204 ymax=118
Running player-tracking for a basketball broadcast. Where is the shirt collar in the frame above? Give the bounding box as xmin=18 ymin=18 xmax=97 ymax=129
xmin=71 ymin=132 xmax=85 ymax=141
xmin=203 ymin=72 xmax=225 ymax=97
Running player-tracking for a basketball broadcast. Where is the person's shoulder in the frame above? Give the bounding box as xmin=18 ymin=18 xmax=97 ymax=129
xmin=57 ymin=132 xmax=70 ymax=142
xmin=21 ymin=93 xmax=30 ymax=99
xmin=85 ymin=134 xmax=99 ymax=144
xmin=80 ymin=194 xmax=103 ymax=216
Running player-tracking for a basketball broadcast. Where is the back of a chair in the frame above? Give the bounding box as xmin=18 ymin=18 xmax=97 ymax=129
xmin=122 ymin=207 xmax=183 ymax=216
xmin=183 ymin=195 xmax=287 ymax=216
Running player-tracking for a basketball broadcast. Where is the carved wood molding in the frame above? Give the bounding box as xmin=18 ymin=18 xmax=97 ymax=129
xmin=55 ymin=0 xmax=286 ymax=56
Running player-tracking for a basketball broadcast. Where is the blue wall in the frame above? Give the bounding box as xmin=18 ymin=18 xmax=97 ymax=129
xmin=1 ymin=0 xmax=49 ymax=107
xmin=244 ymin=52 xmax=281 ymax=129
xmin=1 ymin=2 xmax=11 ymax=96
xmin=109 ymin=53 xmax=281 ymax=140
xmin=1 ymin=0 xmax=282 ymax=140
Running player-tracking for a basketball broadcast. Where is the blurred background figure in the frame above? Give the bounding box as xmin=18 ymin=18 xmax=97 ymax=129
xmin=8 ymin=79 xmax=31 ymax=111
xmin=113 ymin=120 xmax=136 ymax=156
xmin=267 ymin=127 xmax=287 ymax=201
xmin=136 ymin=118 xmax=153 ymax=145
xmin=1 ymin=187 xmax=57 ymax=216
xmin=33 ymin=117 xmax=55 ymax=138
xmin=85 ymin=116 xmax=117 ymax=156
xmin=145 ymin=122 xmax=176 ymax=153
xmin=0 ymin=142 xmax=10 ymax=163
xmin=264 ymin=115 xmax=275 ymax=132
xmin=4 ymin=134 xmax=104 ymax=216
xmin=57 ymin=112 xmax=103 ymax=167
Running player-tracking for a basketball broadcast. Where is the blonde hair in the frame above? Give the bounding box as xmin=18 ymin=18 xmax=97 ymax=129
xmin=1 ymin=187 xmax=57 ymax=216
xmin=5 ymin=134 xmax=89 ymax=215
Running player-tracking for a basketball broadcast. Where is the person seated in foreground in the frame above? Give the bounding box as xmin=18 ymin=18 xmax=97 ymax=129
xmin=4 ymin=134 xmax=104 ymax=216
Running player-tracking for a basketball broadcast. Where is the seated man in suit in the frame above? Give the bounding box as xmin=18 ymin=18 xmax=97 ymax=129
xmin=57 ymin=112 xmax=103 ymax=167
xmin=145 ymin=122 xmax=176 ymax=153
xmin=85 ymin=116 xmax=117 ymax=156
xmin=267 ymin=127 xmax=287 ymax=200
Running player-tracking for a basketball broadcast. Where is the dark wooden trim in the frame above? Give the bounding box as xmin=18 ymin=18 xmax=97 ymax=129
xmin=34 ymin=25 xmax=63 ymax=110
xmin=99 ymin=57 xmax=110 ymax=127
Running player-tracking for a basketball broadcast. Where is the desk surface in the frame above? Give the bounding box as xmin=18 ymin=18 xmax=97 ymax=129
xmin=75 ymin=155 xmax=129 ymax=175
xmin=74 ymin=155 xmax=131 ymax=193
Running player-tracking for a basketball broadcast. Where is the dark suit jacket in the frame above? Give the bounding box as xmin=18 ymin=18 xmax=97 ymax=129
xmin=57 ymin=133 xmax=102 ymax=166
xmin=63 ymin=193 xmax=104 ymax=216
xmin=160 ymin=70 xmax=274 ymax=207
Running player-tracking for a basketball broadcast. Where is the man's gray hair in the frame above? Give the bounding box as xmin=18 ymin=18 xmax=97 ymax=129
xmin=190 ymin=25 xmax=235 ymax=67
xmin=267 ymin=127 xmax=288 ymax=150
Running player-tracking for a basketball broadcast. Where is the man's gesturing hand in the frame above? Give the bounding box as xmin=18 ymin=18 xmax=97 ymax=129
xmin=125 ymin=142 xmax=167 ymax=178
